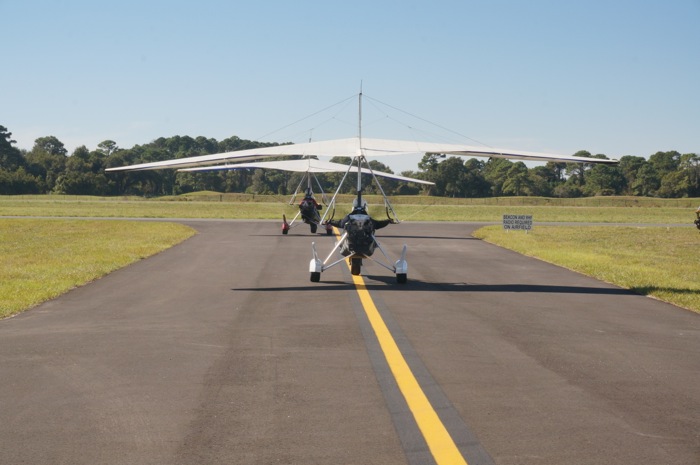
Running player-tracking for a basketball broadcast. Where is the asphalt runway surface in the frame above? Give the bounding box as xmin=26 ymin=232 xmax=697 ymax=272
xmin=1 ymin=221 xmax=698 ymax=464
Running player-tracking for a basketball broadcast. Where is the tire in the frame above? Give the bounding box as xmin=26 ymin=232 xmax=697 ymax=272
xmin=282 ymin=228 xmax=288 ymax=235
xmin=310 ymin=223 xmax=317 ymax=234
xmin=326 ymin=228 xmax=333 ymax=236
xmin=396 ymin=273 xmax=407 ymax=284
xmin=351 ymin=258 xmax=362 ymax=276
xmin=310 ymin=272 xmax=321 ymax=282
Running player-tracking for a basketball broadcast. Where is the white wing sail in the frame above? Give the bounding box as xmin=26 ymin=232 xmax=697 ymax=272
xmin=106 ymin=137 xmax=618 ymax=172
xmin=179 ymin=158 xmax=435 ymax=185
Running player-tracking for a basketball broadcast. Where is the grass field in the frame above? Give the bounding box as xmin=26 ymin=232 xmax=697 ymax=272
xmin=474 ymin=225 xmax=700 ymax=313
xmin=0 ymin=219 xmax=195 ymax=318
xmin=0 ymin=194 xmax=696 ymax=223
xmin=1 ymin=194 xmax=699 ymax=317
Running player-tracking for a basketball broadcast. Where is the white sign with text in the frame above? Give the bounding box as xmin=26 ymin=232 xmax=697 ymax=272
xmin=503 ymin=214 xmax=533 ymax=231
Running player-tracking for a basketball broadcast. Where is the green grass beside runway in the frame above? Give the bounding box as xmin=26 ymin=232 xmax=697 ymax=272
xmin=0 ymin=219 xmax=195 ymax=319
xmin=1 ymin=194 xmax=697 ymax=223
xmin=473 ymin=225 xmax=700 ymax=313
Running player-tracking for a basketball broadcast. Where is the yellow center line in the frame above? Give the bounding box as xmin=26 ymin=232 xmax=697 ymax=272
xmin=334 ymin=225 xmax=466 ymax=464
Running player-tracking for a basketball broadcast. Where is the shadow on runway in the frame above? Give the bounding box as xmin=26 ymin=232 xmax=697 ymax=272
xmin=253 ymin=233 xmax=477 ymax=241
xmin=232 ymin=279 xmax=637 ymax=296
xmin=371 ymin=235 xmax=478 ymax=241
xmin=255 ymin=233 xmax=323 ymax=238
xmin=631 ymin=285 xmax=700 ymax=297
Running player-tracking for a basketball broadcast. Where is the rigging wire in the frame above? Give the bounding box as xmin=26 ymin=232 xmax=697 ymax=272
xmin=363 ymin=94 xmax=493 ymax=148
xmin=253 ymin=93 xmax=358 ymax=143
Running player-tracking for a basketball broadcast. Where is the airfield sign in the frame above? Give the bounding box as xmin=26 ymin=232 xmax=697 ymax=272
xmin=503 ymin=214 xmax=533 ymax=231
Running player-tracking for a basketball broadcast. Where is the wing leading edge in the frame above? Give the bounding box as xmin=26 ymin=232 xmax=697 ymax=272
xmin=105 ymin=137 xmax=619 ymax=172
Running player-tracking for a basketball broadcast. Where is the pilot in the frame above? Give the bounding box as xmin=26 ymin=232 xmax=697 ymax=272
xmin=294 ymin=188 xmax=323 ymax=233
xmin=327 ymin=198 xmax=395 ymax=230
xmin=300 ymin=188 xmax=319 ymax=208
xmin=326 ymin=198 xmax=396 ymax=256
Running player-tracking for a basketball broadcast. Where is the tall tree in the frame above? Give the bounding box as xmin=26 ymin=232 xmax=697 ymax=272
xmin=617 ymin=156 xmax=646 ymax=195
xmin=584 ymin=161 xmax=625 ymax=196
xmin=33 ymin=136 xmax=67 ymax=156
xmin=502 ymin=162 xmax=532 ymax=196
xmin=565 ymin=150 xmax=593 ymax=186
xmin=631 ymin=163 xmax=660 ymax=197
xmin=648 ymin=151 xmax=680 ymax=177
xmin=656 ymin=170 xmax=690 ymax=198
xmin=483 ymin=158 xmax=513 ymax=196
xmin=680 ymin=153 xmax=700 ymax=197
xmin=25 ymin=136 xmax=68 ymax=192
xmin=418 ymin=153 xmax=444 ymax=175
xmin=0 ymin=125 xmax=24 ymax=171
xmin=528 ymin=165 xmax=559 ymax=197
xmin=435 ymin=156 xmax=468 ymax=197
xmin=544 ymin=161 xmax=567 ymax=183
xmin=97 ymin=140 xmax=119 ymax=157
xmin=462 ymin=158 xmax=490 ymax=197
xmin=55 ymin=145 xmax=110 ymax=195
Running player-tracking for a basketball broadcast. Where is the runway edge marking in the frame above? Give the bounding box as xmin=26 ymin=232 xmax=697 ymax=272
xmin=349 ymin=272 xmax=468 ymax=465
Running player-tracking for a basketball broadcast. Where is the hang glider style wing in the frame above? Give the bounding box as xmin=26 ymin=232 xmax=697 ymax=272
xmin=179 ymin=158 xmax=435 ymax=185
xmin=104 ymin=149 xmax=281 ymax=172
xmin=105 ymin=137 xmax=618 ymax=173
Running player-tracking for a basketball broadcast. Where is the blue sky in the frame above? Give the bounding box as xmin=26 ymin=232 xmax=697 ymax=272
xmin=2 ymin=0 xmax=698 ymax=173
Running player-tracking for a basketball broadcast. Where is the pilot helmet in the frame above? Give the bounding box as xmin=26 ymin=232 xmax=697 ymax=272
xmin=352 ymin=198 xmax=368 ymax=213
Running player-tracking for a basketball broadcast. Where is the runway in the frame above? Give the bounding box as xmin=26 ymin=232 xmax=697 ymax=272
xmin=1 ymin=221 xmax=698 ymax=464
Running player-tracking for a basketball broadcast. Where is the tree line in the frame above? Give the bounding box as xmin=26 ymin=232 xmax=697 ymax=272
xmin=1 ymin=125 xmax=698 ymax=198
